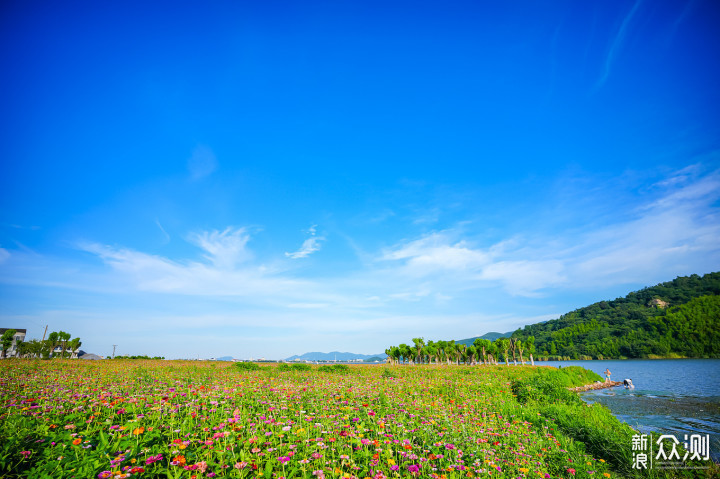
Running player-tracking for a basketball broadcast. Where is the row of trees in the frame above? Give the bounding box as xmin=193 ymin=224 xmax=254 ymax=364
xmin=1 ymin=330 xmax=82 ymax=359
xmin=384 ymin=336 xmax=536 ymax=366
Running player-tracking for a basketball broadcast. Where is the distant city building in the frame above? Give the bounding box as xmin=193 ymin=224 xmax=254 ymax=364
xmin=0 ymin=328 xmax=26 ymax=358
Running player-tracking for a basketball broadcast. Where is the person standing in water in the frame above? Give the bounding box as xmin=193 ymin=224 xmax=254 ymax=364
xmin=604 ymin=368 xmax=611 ymax=382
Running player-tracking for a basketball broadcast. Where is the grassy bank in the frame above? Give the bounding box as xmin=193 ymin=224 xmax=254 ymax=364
xmin=0 ymin=361 xmax=716 ymax=478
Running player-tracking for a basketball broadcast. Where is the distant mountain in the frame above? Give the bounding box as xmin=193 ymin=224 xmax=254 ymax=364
xmin=363 ymin=356 xmax=386 ymax=363
xmin=455 ymin=331 xmax=512 ymax=346
xmin=216 ymin=356 xmax=234 ymax=361
xmin=285 ymin=351 xmax=387 ymax=361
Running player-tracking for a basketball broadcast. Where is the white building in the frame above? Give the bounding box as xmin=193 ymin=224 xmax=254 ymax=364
xmin=0 ymin=328 xmax=26 ymax=358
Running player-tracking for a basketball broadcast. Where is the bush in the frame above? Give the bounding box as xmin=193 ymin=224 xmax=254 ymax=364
xmin=277 ymin=363 xmax=311 ymax=372
xmin=290 ymin=363 xmax=311 ymax=371
xmin=234 ymin=362 xmax=260 ymax=371
xmin=318 ymin=364 xmax=350 ymax=373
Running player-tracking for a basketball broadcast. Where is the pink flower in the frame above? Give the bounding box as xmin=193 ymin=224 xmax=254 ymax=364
xmin=567 ymin=468 xmax=576 ymax=475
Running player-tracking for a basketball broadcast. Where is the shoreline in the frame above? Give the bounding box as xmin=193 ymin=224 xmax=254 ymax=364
xmin=568 ymin=380 xmax=622 ymax=392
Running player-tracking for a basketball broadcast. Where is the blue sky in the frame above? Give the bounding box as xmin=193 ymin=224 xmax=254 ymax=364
xmin=1 ymin=0 xmax=719 ymax=359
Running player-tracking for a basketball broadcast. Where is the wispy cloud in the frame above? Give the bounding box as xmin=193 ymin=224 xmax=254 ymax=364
xmin=285 ymin=225 xmax=324 ymax=259
xmin=2 ymin=167 xmax=718 ymax=358
xmin=187 ymin=145 xmax=218 ymax=180
xmin=381 ymin=232 xmax=489 ymax=273
xmin=155 ymin=218 xmax=171 ymax=243
xmin=188 ymin=227 xmax=252 ymax=269
xmin=595 ymin=0 xmax=643 ymax=89
xmin=377 ymin=167 xmax=720 ymax=295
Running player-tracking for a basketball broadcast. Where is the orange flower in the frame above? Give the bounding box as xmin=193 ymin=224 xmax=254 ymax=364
xmin=72 ymin=438 xmax=82 ymax=445
xmin=173 ymin=455 xmax=186 ymax=465
xmin=132 ymin=427 xmax=144 ymax=435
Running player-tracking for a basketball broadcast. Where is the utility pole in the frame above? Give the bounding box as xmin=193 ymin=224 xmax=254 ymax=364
xmin=112 ymin=345 xmax=117 ymax=359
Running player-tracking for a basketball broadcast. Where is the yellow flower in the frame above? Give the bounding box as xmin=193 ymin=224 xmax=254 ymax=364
xmin=388 ymin=459 xmax=396 ymax=465
xmin=603 ymin=474 xmax=610 ymax=478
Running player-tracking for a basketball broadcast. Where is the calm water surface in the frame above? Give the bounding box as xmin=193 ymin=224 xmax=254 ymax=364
xmin=535 ymin=359 xmax=720 ymax=461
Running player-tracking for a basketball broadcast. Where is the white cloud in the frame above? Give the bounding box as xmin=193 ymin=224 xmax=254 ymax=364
xmin=285 ymin=225 xmax=324 ymax=259
xmin=0 ymin=247 xmax=9 ymax=264
xmin=188 ymin=227 xmax=252 ymax=269
xmin=382 ymin=232 xmax=490 ymax=272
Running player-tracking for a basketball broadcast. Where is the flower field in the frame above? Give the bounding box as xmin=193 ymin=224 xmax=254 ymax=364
xmin=0 ymin=360 xmax=679 ymax=478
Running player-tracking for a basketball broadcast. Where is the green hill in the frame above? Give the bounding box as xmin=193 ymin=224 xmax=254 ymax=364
xmin=512 ymin=272 xmax=720 ymax=359
xmin=455 ymin=331 xmax=511 ymax=346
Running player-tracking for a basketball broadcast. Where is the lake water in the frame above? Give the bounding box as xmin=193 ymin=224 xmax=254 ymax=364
xmin=534 ymin=359 xmax=720 ymax=461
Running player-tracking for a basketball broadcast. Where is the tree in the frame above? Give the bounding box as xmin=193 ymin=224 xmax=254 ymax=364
xmin=58 ymin=331 xmax=71 ymax=358
xmin=412 ymin=338 xmax=425 ymax=365
xmin=16 ymin=340 xmax=30 ymax=358
xmin=526 ymin=336 xmax=536 ymax=365
xmin=436 ymin=340 xmax=448 ymax=364
xmin=516 ymin=338 xmax=525 ymax=365
xmin=26 ymin=339 xmax=44 ymax=359
xmin=46 ymin=332 xmax=59 ymax=358
xmin=466 ymin=345 xmax=477 ymax=365
xmin=454 ymin=343 xmax=465 ymax=365
xmin=444 ymin=341 xmax=456 ymax=365
xmin=495 ymin=338 xmax=510 ymax=366
xmin=398 ymin=344 xmax=412 ymax=365
xmin=474 ymin=338 xmax=491 ymax=365
xmin=68 ymin=337 xmax=82 ymax=358
xmin=1 ymin=329 xmax=17 ymax=358
xmin=487 ymin=340 xmax=498 ymax=365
